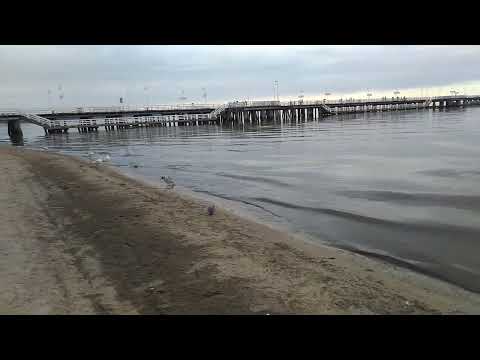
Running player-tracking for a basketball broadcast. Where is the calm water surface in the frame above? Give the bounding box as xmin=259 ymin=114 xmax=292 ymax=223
xmin=2 ymin=107 xmax=480 ymax=292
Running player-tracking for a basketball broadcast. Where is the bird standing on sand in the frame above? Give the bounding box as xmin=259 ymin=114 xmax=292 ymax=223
xmin=161 ymin=176 xmax=175 ymax=189
xmin=208 ymin=205 xmax=216 ymax=216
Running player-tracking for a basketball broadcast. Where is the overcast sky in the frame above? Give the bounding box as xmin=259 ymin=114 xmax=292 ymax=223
xmin=1 ymin=45 xmax=480 ymax=109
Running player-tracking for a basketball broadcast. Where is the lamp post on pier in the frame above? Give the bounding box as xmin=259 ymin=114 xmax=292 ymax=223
xmin=324 ymin=92 xmax=331 ymax=103
xmin=57 ymin=84 xmax=64 ymax=111
xmin=144 ymin=86 xmax=149 ymax=109
xmin=179 ymin=90 xmax=187 ymax=104
xmin=366 ymin=91 xmax=372 ymax=112
xmin=298 ymin=90 xmax=304 ymax=104
xmin=47 ymin=89 xmax=52 ymax=112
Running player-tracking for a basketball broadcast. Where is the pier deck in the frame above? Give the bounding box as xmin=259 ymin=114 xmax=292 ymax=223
xmin=1 ymin=95 xmax=480 ymax=136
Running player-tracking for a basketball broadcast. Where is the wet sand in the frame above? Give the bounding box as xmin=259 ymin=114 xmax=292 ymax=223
xmin=1 ymin=145 xmax=480 ymax=314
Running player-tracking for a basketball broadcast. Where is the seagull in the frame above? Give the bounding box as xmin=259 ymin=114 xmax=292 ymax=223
xmin=102 ymin=154 xmax=111 ymax=162
xmin=207 ymin=205 xmax=216 ymax=216
xmin=161 ymin=176 xmax=175 ymax=188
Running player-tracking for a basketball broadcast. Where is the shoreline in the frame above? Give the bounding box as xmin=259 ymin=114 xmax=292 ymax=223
xmin=91 ymin=158 xmax=480 ymax=296
xmin=2 ymin=145 xmax=480 ymax=314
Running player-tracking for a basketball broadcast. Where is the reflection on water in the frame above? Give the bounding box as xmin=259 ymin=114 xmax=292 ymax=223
xmin=2 ymin=107 xmax=480 ymax=292
xmin=9 ymin=133 xmax=24 ymax=146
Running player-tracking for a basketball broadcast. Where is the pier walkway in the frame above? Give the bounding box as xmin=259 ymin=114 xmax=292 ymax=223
xmin=1 ymin=95 xmax=480 ymax=136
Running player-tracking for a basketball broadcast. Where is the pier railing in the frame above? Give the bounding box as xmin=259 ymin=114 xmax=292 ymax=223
xmin=0 ymin=103 xmax=218 ymax=116
xmin=2 ymin=95 xmax=480 ymax=119
xmin=54 ymin=113 xmax=212 ymax=129
xmin=209 ymin=103 xmax=228 ymax=118
xmin=218 ymin=97 xmax=437 ymax=108
xmin=17 ymin=111 xmax=51 ymax=127
xmin=323 ymin=97 xmax=428 ymax=104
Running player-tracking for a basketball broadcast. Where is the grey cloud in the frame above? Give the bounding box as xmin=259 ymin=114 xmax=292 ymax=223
xmin=1 ymin=45 xmax=479 ymax=108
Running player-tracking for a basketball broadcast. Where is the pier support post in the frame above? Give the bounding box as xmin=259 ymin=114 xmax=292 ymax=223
xmin=307 ymin=108 xmax=313 ymax=121
xmin=7 ymin=119 xmax=23 ymax=138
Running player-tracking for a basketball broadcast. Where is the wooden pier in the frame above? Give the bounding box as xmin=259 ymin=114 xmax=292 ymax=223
xmin=1 ymin=95 xmax=480 ymax=137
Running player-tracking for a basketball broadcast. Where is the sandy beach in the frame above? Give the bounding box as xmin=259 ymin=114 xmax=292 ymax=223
xmin=1 ymin=145 xmax=480 ymax=314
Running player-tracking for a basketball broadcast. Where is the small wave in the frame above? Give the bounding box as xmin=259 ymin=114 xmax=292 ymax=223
xmin=338 ymin=244 xmax=428 ymax=270
xmin=338 ymin=190 xmax=480 ymax=211
xmin=166 ymin=164 xmax=193 ymax=171
xmin=418 ymin=168 xmax=480 ymax=178
xmin=216 ymin=172 xmax=292 ymax=188
xmin=121 ymin=153 xmax=143 ymax=157
xmin=338 ymin=245 xmax=480 ymax=293
xmin=252 ymin=197 xmax=395 ymax=225
xmin=194 ymin=190 xmax=282 ymax=218
xmin=252 ymin=196 xmax=480 ymax=236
